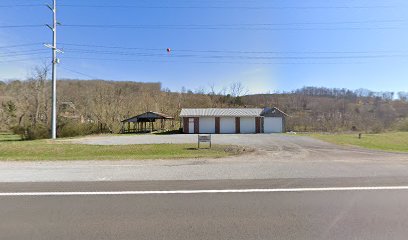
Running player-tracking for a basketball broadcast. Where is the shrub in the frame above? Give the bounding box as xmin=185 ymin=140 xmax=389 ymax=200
xmin=58 ymin=121 xmax=99 ymax=138
xmin=395 ymin=119 xmax=408 ymax=132
xmin=26 ymin=125 xmax=50 ymax=140
xmin=11 ymin=124 xmax=49 ymax=140
xmin=10 ymin=125 xmax=26 ymax=139
xmin=371 ymin=124 xmax=384 ymax=134
xmin=11 ymin=121 xmax=100 ymax=140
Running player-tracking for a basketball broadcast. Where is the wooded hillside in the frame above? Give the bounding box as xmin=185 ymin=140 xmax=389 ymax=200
xmin=1 ymin=68 xmax=408 ymax=139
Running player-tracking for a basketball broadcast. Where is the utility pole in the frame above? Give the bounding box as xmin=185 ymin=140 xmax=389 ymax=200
xmin=45 ymin=0 xmax=62 ymax=139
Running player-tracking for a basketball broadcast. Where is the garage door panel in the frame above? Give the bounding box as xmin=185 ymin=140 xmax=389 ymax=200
xmin=220 ymin=117 xmax=235 ymax=134
xmin=199 ymin=117 xmax=215 ymax=133
xmin=240 ymin=117 xmax=256 ymax=134
xmin=264 ymin=117 xmax=283 ymax=133
xmin=188 ymin=118 xmax=195 ymax=134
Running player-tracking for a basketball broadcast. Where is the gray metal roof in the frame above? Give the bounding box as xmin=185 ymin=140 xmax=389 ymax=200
xmin=180 ymin=108 xmax=263 ymax=117
xmin=122 ymin=111 xmax=174 ymax=122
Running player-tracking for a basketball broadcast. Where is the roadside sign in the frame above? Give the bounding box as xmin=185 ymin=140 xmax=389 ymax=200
xmin=198 ymin=135 xmax=212 ymax=149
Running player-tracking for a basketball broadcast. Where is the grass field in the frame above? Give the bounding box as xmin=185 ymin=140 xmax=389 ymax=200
xmin=304 ymin=132 xmax=408 ymax=153
xmin=0 ymin=134 xmax=236 ymax=161
xmin=0 ymin=133 xmax=21 ymax=142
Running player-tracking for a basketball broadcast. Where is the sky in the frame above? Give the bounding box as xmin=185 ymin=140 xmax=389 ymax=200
xmin=0 ymin=0 xmax=407 ymax=94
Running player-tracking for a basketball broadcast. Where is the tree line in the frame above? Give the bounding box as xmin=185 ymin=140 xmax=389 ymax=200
xmin=1 ymin=67 xmax=408 ymax=139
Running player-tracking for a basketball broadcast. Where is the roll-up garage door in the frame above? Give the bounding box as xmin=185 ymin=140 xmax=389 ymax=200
xmin=199 ymin=117 xmax=216 ymax=133
xmin=240 ymin=117 xmax=256 ymax=134
xmin=264 ymin=117 xmax=283 ymax=133
xmin=220 ymin=117 xmax=236 ymax=134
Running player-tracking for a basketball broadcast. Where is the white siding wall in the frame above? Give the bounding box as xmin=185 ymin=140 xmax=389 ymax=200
xmin=240 ymin=117 xmax=256 ymax=134
xmin=199 ymin=117 xmax=216 ymax=133
xmin=220 ymin=117 xmax=236 ymax=134
xmin=264 ymin=117 xmax=283 ymax=133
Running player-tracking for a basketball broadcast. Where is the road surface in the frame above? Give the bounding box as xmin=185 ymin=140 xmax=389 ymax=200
xmin=2 ymin=178 xmax=408 ymax=240
xmin=3 ymin=135 xmax=408 ymax=239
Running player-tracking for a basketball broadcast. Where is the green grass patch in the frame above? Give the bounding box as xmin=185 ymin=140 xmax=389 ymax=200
xmin=0 ymin=133 xmax=22 ymax=142
xmin=301 ymin=132 xmax=408 ymax=152
xmin=0 ymin=134 xmax=236 ymax=161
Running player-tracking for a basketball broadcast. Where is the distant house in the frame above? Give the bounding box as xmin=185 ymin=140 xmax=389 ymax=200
xmin=179 ymin=107 xmax=288 ymax=134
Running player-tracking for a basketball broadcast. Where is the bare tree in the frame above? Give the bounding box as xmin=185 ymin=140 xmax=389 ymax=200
xmin=28 ymin=64 xmax=49 ymax=125
xmin=229 ymin=82 xmax=248 ymax=97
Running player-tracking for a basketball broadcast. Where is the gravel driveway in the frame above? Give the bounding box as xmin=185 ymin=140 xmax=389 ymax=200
xmin=71 ymin=134 xmax=408 ymax=162
xmin=3 ymin=134 xmax=408 ymax=182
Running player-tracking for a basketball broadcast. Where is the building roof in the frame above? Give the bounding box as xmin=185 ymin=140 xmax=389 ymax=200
xmin=261 ymin=107 xmax=289 ymax=117
xmin=180 ymin=107 xmax=288 ymax=117
xmin=180 ymin=108 xmax=263 ymax=117
xmin=122 ymin=111 xmax=174 ymax=122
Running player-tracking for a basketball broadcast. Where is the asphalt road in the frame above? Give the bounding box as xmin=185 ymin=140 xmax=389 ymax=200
xmin=3 ymin=135 xmax=408 ymax=239
xmin=2 ymin=178 xmax=408 ymax=240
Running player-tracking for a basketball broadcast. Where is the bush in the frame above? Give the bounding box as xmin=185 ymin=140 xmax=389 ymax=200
xmin=371 ymin=124 xmax=384 ymax=134
xmin=11 ymin=121 xmax=100 ymax=140
xmin=11 ymin=124 xmax=49 ymax=140
xmin=27 ymin=125 xmax=50 ymax=140
xmin=395 ymin=119 xmax=408 ymax=132
xmin=10 ymin=125 xmax=26 ymax=139
xmin=58 ymin=121 xmax=99 ymax=138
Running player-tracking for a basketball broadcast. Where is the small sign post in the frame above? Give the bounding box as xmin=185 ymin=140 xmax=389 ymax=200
xmin=198 ymin=134 xmax=212 ymax=149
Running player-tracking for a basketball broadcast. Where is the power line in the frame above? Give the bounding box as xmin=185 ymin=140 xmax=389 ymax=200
xmin=1 ymin=26 xmax=400 ymax=31
xmin=59 ymin=43 xmax=408 ymax=55
xmin=0 ymin=48 xmax=46 ymax=53
xmin=59 ymin=19 xmax=404 ymax=30
xmin=57 ymin=4 xmax=399 ymax=10
xmin=61 ymin=20 xmax=405 ymax=26
xmin=3 ymin=20 xmax=403 ymax=30
xmin=1 ymin=24 xmax=403 ymax=30
xmin=0 ymin=25 xmax=44 ymax=28
xmin=59 ymin=47 xmax=408 ymax=60
xmin=0 ymin=57 xmax=47 ymax=63
xmin=61 ymin=26 xmax=398 ymax=31
xmin=0 ymin=43 xmax=42 ymax=49
xmin=3 ymin=42 xmax=406 ymax=56
xmin=60 ymin=66 xmax=99 ymax=79
xmin=0 ymin=49 xmax=49 ymax=57
xmin=0 ymin=54 xmax=367 ymax=65
xmin=0 ymin=4 xmax=43 ymax=7
xmin=0 ymin=3 xmax=399 ymax=10
xmin=60 ymin=56 xmax=366 ymax=65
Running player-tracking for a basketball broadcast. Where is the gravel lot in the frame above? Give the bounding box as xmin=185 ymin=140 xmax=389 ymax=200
xmin=2 ymin=134 xmax=408 ymax=182
xmin=72 ymin=134 xmax=408 ymax=162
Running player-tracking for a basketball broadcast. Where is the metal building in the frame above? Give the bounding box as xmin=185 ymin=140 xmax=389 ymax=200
xmin=180 ymin=107 xmax=287 ymax=134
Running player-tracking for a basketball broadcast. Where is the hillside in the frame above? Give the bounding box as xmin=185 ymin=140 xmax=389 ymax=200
xmin=1 ymin=75 xmax=408 ymax=138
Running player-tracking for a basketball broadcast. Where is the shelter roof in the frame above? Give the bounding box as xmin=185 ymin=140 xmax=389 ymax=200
xmin=122 ymin=111 xmax=174 ymax=122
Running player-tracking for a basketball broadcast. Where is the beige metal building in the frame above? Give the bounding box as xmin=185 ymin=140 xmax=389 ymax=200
xmin=180 ymin=107 xmax=287 ymax=134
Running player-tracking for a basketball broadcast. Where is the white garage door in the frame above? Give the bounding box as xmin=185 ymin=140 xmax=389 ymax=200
xmin=199 ymin=117 xmax=215 ymax=133
xmin=240 ymin=117 xmax=256 ymax=134
xmin=264 ymin=117 xmax=283 ymax=133
xmin=220 ymin=117 xmax=235 ymax=134
xmin=188 ymin=118 xmax=195 ymax=134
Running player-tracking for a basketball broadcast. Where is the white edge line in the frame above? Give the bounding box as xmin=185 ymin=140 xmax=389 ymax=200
xmin=2 ymin=186 xmax=408 ymax=196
